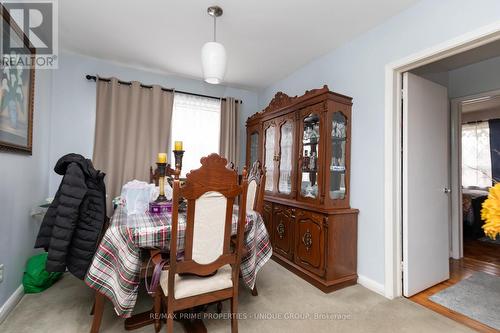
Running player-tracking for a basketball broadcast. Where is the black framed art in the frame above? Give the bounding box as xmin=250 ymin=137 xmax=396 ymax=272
xmin=0 ymin=5 xmax=35 ymax=154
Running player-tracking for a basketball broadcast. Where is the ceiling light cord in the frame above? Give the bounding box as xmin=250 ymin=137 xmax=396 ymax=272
xmin=213 ymin=15 xmax=217 ymax=42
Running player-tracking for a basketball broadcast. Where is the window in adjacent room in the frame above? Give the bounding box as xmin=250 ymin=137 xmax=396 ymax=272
xmin=171 ymin=93 xmax=221 ymax=176
xmin=462 ymin=121 xmax=492 ymax=188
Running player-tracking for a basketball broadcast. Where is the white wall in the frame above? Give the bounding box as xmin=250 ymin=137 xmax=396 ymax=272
xmin=258 ymin=0 xmax=500 ymax=287
xmin=48 ymin=51 xmax=259 ymax=194
xmin=0 ymin=69 xmax=53 ymax=308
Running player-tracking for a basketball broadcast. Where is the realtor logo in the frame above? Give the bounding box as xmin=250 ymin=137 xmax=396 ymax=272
xmin=1 ymin=0 xmax=58 ymax=68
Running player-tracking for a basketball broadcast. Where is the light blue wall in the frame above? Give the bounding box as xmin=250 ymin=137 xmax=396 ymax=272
xmin=0 ymin=70 xmax=53 ymax=308
xmin=259 ymin=0 xmax=500 ymax=286
xmin=449 ymin=55 xmax=500 ymax=98
xmin=48 ymin=51 xmax=259 ymax=194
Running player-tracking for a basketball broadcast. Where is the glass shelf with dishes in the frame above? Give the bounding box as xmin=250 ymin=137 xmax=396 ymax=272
xmin=329 ymin=111 xmax=347 ymax=200
xmin=300 ymin=114 xmax=320 ymax=199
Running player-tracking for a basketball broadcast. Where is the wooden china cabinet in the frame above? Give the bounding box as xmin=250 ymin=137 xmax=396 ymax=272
xmin=246 ymin=85 xmax=358 ymax=292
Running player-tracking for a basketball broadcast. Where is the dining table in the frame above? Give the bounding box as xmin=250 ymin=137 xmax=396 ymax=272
xmin=85 ymin=204 xmax=272 ymax=331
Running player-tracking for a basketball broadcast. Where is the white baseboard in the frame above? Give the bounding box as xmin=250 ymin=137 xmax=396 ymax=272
xmin=0 ymin=284 xmax=24 ymax=324
xmin=357 ymin=274 xmax=385 ymax=296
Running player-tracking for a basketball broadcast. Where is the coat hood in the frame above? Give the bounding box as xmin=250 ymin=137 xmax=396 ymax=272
xmin=54 ymin=153 xmax=104 ymax=179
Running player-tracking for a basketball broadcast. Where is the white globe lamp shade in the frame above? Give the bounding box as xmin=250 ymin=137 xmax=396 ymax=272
xmin=201 ymin=41 xmax=226 ymax=84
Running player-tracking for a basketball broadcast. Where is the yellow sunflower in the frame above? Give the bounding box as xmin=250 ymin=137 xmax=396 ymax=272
xmin=481 ymin=183 xmax=500 ymax=240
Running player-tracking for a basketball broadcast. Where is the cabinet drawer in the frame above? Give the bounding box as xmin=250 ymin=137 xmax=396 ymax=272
xmin=272 ymin=204 xmax=295 ymax=260
xmin=294 ymin=210 xmax=325 ymax=276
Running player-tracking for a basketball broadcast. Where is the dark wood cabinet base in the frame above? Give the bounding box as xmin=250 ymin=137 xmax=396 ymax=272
xmin=271 ymin=252 xmax=357 ymax=293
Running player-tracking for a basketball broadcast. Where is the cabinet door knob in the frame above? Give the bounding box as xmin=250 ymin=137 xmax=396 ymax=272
xmin=302 ymin=229 xmax=313 ymax=251
xmin=277 ymin=222 xmax=285 ymax=239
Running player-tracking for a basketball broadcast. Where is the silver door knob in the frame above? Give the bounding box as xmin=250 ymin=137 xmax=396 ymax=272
xmin=443 ymin=188 xmax=451 ymax=194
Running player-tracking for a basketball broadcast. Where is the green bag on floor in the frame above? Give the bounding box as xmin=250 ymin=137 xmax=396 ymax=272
xmin=22 ymin=253 xmax=63 ymax=293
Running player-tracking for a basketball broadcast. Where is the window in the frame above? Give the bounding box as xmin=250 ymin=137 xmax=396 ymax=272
xmin=462 ymin=121 xmax=492 ymax=188
xmin=171 ymin=93 xmax=221 ymax=176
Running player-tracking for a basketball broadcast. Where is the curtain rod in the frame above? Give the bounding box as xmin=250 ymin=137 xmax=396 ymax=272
xmin=85 ymin=75 xmax=242 ymax=104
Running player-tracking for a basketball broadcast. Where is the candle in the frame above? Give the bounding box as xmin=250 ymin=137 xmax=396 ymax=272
xmin=157 ymin=153 xmax=167 ymax=163
xmin=174 ymin=141 xmax=183 ymax=151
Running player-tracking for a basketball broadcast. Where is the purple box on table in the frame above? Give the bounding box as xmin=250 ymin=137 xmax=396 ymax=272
xmin=149 ymin=201 xmax=172 ymax=214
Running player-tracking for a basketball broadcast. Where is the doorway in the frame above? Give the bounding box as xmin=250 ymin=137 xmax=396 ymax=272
xmin=452 ymin=91 xmax=500 ymax=265
xmin=395 ymin=39 xmax=500 ymax=332
xmin=384 ymin=23 xmax=500 ymax=301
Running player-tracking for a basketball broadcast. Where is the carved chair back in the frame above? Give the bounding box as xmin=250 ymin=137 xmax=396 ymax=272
xmin=246 ymin=160 xmax=265 ymax=214
xmin=149 ymin=166 xmax=160 ymax=185
xmin=150 ymin=164 xmax=179 ymax=186
xmin=168 ymin=154 xmax=248 ymax=298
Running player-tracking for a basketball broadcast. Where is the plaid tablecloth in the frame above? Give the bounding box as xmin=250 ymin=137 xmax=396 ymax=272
xmin=85 ymin=205 xmax=272 ymax=318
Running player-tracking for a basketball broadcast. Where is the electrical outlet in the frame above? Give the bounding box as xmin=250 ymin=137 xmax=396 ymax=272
xmin=0 ymin=264 xmax=4 ymax=283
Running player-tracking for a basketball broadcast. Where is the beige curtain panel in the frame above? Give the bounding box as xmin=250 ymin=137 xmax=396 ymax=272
xmin=220 ymin=97 xmax=240 ymax=168
xmin=93 ymin=77 xmax=174 ymax=213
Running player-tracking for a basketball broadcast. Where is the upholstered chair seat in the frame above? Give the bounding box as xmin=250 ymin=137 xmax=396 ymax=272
xmin=159 ymin=264 xmax=233 ymax=299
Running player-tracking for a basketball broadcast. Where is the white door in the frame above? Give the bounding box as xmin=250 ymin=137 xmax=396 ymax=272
xmin=403 ymin=72 xmax=450 ymax=297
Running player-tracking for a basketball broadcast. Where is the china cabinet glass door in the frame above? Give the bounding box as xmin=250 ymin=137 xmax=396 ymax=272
xmin=329 ymin=112 xmax=347 ymax=199
xmin=278 ymin=120 xmax=293 ymax=195
xmin=300 ymin=113 xmax=320 ymax=199
xmin=249 ymin=131 xmax=259 ymax=166
xmin=264 ymin=124 xmax=276 ymax=192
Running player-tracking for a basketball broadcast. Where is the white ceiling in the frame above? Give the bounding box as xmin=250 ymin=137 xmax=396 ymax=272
xmin=60 ymin=0 xmax=418 ymax=90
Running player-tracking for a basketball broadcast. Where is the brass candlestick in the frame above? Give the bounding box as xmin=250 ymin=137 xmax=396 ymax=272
xmin=173 ymin=150 xmax=185 ymax=171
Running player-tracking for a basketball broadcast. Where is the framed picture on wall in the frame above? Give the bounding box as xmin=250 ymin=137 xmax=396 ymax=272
xmin=0 ymin=5 xmax=35 ymax=154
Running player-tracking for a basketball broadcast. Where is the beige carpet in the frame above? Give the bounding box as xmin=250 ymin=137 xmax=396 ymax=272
xmin=1 ymin=260 xmax=473 ymax=333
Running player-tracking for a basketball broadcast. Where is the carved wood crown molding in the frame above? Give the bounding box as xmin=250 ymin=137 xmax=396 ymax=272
xmin=248 ymin=85 xmax=330 ymax=122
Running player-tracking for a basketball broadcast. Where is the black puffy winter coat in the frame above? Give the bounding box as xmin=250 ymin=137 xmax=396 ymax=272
xmin=35 ymin=154 xmax=106 ymax=280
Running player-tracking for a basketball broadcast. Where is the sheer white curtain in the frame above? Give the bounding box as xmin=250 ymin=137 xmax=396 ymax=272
xmin=462 ymin=121 xmax=492 ymax=188
xmin=171 ymin=93 xmax=221 ymax=176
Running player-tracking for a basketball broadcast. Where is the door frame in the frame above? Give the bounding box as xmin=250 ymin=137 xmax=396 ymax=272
xmin=384 ymin=22 xmax=500 ymax=299
xmin=450 ymin=88 xmax=500 ymax=260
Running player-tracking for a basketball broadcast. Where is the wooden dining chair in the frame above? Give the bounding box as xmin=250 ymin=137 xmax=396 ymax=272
xmin=227 ymin=160 xmax=265 ymax=297
xmin=150 ymin=166 xmax=160 ymax=185
xmin=153 ymin=153 xmax=248 ymax=333
xmin=246 ymin=160 xmax=265 ymax=215
xmin=244 ymin=161 xmax=265 ymax=296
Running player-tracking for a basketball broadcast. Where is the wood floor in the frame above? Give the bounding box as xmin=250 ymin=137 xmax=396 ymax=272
xmin=463 ymin=238 xmax=500 ymax=266
xmin=409 ymin=239 xmax=500 ymax=333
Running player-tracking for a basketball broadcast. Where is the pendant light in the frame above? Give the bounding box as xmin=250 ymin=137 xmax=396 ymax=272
xmin=201 ymin=6 xmax=226 ymax=84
